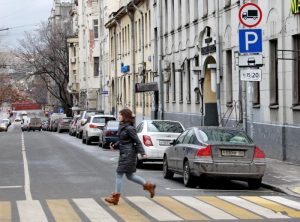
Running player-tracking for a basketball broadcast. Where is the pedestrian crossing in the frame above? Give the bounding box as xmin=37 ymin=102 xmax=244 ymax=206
xmin=1 ymin=195 xmax=300 ymax=221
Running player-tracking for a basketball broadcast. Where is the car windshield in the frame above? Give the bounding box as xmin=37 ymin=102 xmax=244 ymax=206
xmin=107 ymin=121 xmax=119 ymax=128
xmin=147 ymin=121 xmax=184 ymax=133
xmin=93 ymin=117 xmax=115 ymax=124
xmin=198 ymin=129 xmax=252 ymax=144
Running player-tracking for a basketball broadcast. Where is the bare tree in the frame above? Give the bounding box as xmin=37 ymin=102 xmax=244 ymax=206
xmin=16 ymin=22 xmax=72 ymax=115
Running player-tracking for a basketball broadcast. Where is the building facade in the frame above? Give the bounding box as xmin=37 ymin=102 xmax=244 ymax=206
xmin=152 ymin=0 xmax=300 ymax=163
xmin=105 ymin=0 xmax=154 ymax=122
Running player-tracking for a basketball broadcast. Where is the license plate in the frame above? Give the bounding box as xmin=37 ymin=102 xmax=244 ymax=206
xmin=221 ymin=150 xmax=245 ymax=157
xmin=159 ymin=140 xmax=171 ymax=146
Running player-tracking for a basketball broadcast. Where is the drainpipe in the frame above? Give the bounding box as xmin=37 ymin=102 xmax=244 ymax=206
xmin=132 ymin=2 xmax=145 ymax=120
xmin=127 ymin=7 xmax=136 ymax=115
xmin=281 ymin=0 xmax=286 ymax=160
xmin=216 ymin=0 xmax=222 ymax=126
xmin=158 ymin=0 xmax=164 ymax=120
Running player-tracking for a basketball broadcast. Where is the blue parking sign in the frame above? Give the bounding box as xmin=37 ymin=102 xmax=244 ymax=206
xmin=239 ymin=29 xmax=262 ymax=53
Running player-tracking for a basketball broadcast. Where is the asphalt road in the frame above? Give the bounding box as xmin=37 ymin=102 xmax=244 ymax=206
xmin=1 ymin=122 xmax=300 ymax=222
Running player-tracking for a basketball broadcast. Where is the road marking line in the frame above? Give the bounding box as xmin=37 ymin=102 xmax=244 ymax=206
xmin=173 ymin=196 xmax=237 ymax=220
xmin=102 ymin=197 xmax=149 ymax=222
xmin=0 ymin=186 xmax=22 ymax=189
xmin=47 ymin=199 xmax=81 ymax=222
xmin=154 ymin=196 xmax=209 ymax=221
xmin=73 ymin=198 xmax=117 ymax=222
xmin=197 ymin=196 xmax=262 ymax=219
xmin=242 ymin=196 xmax=300 ymax=218
xmin=262 ymin=196 xmax=300 ymax=210
xmin=218 ymin=196 xmax=289 ymax=219
xmin=127 ymin=196 xmax=183 ymax=221
xmin=17 ymin=200 xmax=48 ymax=222
xmin=0 ymin=202 xmax=11 ymax=222
xmin=21 ymin=133 xmax=32 ymax=201
xmin=165 ymin=188 xmax=196 ymax=191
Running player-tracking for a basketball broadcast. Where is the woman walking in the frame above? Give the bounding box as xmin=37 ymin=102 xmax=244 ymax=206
xmin=105 ymin=108 xmax=156 ymax=205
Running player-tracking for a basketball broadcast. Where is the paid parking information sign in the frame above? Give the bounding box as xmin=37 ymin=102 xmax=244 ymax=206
xmin=239 ymin=29 xmax=262 ymax=53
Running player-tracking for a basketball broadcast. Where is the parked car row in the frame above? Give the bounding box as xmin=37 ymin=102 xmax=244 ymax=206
xmin=50 ymin=111 xmax=266 ymax=189
xmin=0 ymin=118 xmax=11 ymax=132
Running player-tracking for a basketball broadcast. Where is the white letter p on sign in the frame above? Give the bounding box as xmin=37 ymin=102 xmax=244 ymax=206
xmin=245 ymin=32 xmax=258 ymax=51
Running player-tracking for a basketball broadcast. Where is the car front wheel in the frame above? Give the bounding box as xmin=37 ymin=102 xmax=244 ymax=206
xmin=163 ymin=156 xmax=174 ymax=179
xmin=183 ymin=160 xmax=195 ymax=187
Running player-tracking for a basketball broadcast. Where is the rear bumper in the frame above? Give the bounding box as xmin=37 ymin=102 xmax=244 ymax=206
xmin=192 ymin=160 xmax=266 ymax=180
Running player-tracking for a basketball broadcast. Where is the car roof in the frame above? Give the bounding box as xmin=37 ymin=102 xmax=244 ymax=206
xmin=92 ymin=115 xmax=115 ymax=118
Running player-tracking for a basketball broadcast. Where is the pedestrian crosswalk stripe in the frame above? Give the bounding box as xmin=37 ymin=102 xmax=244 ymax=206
xmin=173 ymin=196 xmax=237 ymax=220
xmin=242 ymin=196 xmax=300 ymax=218
xmin=17 ymin=200 xmax=48 ymax=222
xmin=127 ymin=196 xmax=183 ymax=221
xmin=262 ymin=196 xmax=300 ymax=211
xmin=154 ymin=196 xmax=209 ymax=221
xmin=218 ymin=196 xmax=290 ymax=219
xmin=47 ymin=199 xmax=81 ymax=222
xmin=73 ymin=198 xmax=117 ymax=222
xmin=102 ymin=197 xmax=149 ymax=222
xmin=0 ymin=202 xmax=11 ymax=222
xmin=197 ymin=196 xmax=262 ymax=220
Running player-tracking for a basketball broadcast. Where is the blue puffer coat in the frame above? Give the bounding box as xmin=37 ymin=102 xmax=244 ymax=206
xmin=114 ymin=122 xmax=145 ymax=173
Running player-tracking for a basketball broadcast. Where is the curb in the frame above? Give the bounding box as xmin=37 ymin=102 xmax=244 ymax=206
xmin=262 ymin=182 xmax=300 ymax=198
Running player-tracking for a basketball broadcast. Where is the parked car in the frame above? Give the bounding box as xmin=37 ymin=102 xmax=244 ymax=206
xmin=57 ymin=117 xmax=72 ymax=133
xmin=76 ymin=110 xmax=104 ymax=139
xmin=0 ymin=120 xmax=8 ymax=132
xmin=136 ymin=120 xmax=185 ymax=167
xmin=21 ymin=116 xmax=30 ymax=131
xmin=49 ymin=113 xmax=66 ymax=131
xmin=82 ymin=115 xmax=116 ymax=145
xmin=69 ymin=115 xmax=80 ymax=136
xmin=163 ymin=127 xmax=266 ymax=189
xmin=2 ymin=119 xmax=11 ymax=127
xmin=99 ymin=120 xmax=119 ymax=148
xmin=27 ymin=117 xmax=42 ymax=131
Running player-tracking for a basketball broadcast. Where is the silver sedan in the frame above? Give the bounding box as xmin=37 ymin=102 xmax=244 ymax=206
xmin=163 ymin=127 xmax=266 ymax=189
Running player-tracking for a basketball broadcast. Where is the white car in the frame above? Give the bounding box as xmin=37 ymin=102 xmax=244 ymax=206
xmin=136 ymin=120 xmax=185 ymax=167
xmin=82 ymin=115 xmax=116 ymax=145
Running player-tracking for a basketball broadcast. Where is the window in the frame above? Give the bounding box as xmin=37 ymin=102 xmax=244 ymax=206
xmin=178 ymin=0 xmax=182 ymax=28
xmin=145 ymin=12 xmax=148 ymax=45
xmin=135 ymin=21 xmax=138 ymax=50
xmin=269 ymin=39 xmax=279 ymax=106
xmin=122 ymin=28 xmax=125 ymax=56
xmin=182 ymin=129 xmax=193 ymax=144
xmin=171 ymin=0 xmax=174 ymax=30
xmin=293 ymin=35 xmax=300 ymax=105
xmin=226 ymin=50 xmax=233 ymax=105
xmin=93 ymin=19 xmax=99 ymax=39
xmin=164 ymin=0 xmax=168 ymax=33
xmin=194 ymin=56 xmax=200 ymax=104
xmin=253 ymin=82 xmax=260 ymax=106
xmin=203 ymin=0 xmax=208 ymax=17
xmin=138 ymin=19 xmax=141 ymax=50
xmin=127 ymin=25 xmax=130 ymax=53
xmin=94 ymin=57 xmax=99 ymax=76
xmin=136 ymin=123 xmax=144 ymax=133
xmin=148 ymin=10 xmax=151 ymax=45
xmin=186 ymin=0 xmax=190 ymax=25
xmin=179 ymin=70 xmax=183 ymax=103
xmin=172 ymin=63 xmax=176 ymax=102
xmin=194 ymin=0 xmax=198 ymax=21
xmin=166 ymin=82 xmax=170 ymax=103
xmin=147 ymin=121 xmax=184 ymax=133
xmin=199 ymin=129 xmax=252 ymax=144
xmin=186 ymin=60 xmax=191 ymax=103
xmin=176 ymin=131 xmax=188 ymax=144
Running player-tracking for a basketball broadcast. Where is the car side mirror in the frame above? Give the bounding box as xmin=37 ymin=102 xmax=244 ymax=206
xmin=170 ymin=139 xmax=176 ymax=146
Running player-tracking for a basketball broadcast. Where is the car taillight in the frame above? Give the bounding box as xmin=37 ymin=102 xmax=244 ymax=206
xmin=254 ymin=147 xmax=265 ymax=159
xmin=89 ymin=124 xmax=98 ymax=129
xmin=143 ymin=135 xmax=153 ymax=147
xmin=196 ymin=145 xmax=212 ymax=157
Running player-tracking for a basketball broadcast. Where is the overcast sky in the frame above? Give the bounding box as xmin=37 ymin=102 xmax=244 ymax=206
xmin=0 ymin=0 xmax=53 ymax=50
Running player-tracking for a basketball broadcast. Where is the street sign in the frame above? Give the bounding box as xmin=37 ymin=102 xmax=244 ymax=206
xmin=239 ymin=29 xmax=262 ymax=53
xmin=238 ymin=54 xmax=263 ymax=67
xmin=239 ymin=3 xmax=263 ymax=28
xmin=240 ymin=69 xmax=262 ymax=82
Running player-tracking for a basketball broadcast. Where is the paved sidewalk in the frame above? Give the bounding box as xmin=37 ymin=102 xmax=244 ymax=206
xmin=262 ymin=158 xmax=300 ymax=197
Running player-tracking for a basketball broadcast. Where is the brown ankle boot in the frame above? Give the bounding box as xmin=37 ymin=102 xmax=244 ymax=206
xmin=143 ymin=182 xmax=156 ymax=198
xmin=105 ymin=193 xmax=120 ymax=205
